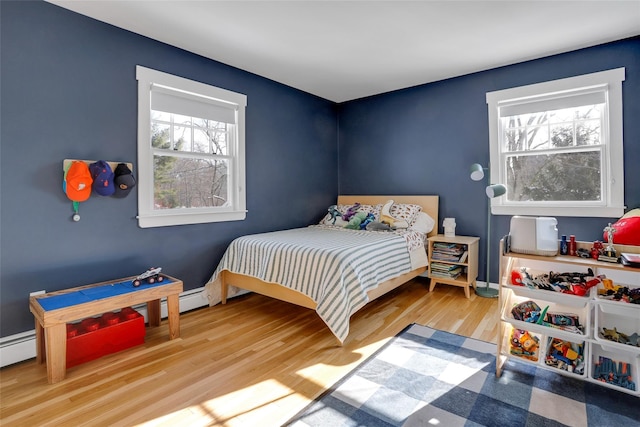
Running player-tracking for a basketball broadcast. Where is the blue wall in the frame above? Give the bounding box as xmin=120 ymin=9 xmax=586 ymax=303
xmin=1 ymin=1 xmax=638 ymax=338
xmin=339 ymin=36 xmax=640 ymax=286
xmin=0 ymin=1 xmax=338 ymax=336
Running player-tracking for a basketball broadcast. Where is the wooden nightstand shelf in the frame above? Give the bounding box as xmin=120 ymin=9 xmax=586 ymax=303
xmin=427 ymin=234 xmax=479 ymax=298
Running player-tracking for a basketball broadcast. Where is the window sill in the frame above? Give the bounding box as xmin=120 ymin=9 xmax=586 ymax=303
xmin=491 ymin=205 xmax=625 ymax=218
xmin=137 ymin=210 xmax=247 ymax=228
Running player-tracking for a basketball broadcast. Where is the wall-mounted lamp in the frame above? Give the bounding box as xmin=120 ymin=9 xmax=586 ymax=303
xmin=469 ymin=163 xmax=506 ymax=298
xmin=470 ymin=163 xmax=485 ymax=181
xmin=486 ymin=183 xmax=507 ymax=198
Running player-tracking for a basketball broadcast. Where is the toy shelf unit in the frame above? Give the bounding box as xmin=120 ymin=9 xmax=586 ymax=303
xmin=497 ymin=239 xmax=640 ymax=397
xmin=427 ymin=234 xmax=479 ymax=299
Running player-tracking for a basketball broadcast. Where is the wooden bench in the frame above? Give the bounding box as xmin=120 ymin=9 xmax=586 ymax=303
xmin=29 ymin=275 xmax=183 ymax=383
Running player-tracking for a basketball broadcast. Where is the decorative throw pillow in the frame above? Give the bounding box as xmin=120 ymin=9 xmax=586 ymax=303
xmin=390 ymin=203 xmax=422 ymax=226
xmin=380 ymin=200 xmax=422 ymax=229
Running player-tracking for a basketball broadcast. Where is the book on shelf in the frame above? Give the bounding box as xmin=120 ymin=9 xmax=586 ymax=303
xmin=433 ymin=242 xmax=457 ymax=249
xmin=598 ymin=254 xmax=619 ymax=263
xmin=430 ymin=263 xmax=461 ymax=272
xmin=432 ymin=242 xmax=467 ymax=255
xmin=430 ymin=262 xmax=462 ymax=279
xmin=431 ymin=253 xmax=462 ymax=262
xmin=430 ymin=270 xmax=462 ymax=280
xmin=620 ymin=253 xmax=640 ymax=267
xmin=431 ymin=250 xmax=468 ymax=263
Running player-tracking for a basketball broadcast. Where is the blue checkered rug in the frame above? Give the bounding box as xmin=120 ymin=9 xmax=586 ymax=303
xmin=286 ymin=324 xmax=639 ymax=427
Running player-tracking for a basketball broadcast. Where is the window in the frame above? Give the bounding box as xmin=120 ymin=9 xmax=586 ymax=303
xmin=486 ymin=68 xmax=625 ymax=218
xmin=136 ymin=66 xmax=247 ymax=227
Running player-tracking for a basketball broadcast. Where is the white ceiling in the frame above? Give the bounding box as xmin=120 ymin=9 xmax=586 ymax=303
xmin=47 ymin=1 xmax=640 ymax=103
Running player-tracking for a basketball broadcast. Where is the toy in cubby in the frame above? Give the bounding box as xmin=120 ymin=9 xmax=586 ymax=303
xmin=544 ymin=337 xmax=585 ymax=375
xmin=595 ymin=283 xmax=640 ymax=349
xmin=600 ymin=326 xmax=640 ymax=347
xmin=593 ymin=356 xmax=636 ymax=391
xmin=597 ymin=278 xmax=640 ymax=304
xmin=509 ymin=328 xmax=540 ymax=361
xmin=510 ymin=267 xmax=602 ymax=297
xmin=510 ymin=300 xmax=585 ymax=335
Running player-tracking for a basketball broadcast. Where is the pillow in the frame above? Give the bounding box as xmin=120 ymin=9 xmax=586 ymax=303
xmin=410 ymin=212 xmax=435 ymax=235
xmin=388 ymin=202 xmax=422 ymax=227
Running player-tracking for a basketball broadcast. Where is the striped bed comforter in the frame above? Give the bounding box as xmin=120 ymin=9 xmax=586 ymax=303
xmin=204 ymin=225 xmax=420 ymax=342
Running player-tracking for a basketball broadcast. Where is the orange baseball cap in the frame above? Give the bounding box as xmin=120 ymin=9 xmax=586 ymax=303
xmin=64 ymin=161 xmax=93 ymax=202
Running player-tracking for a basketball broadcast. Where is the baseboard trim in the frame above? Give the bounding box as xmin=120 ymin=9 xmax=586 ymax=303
xmin=0 ymin=286 xmax=209 ymax=368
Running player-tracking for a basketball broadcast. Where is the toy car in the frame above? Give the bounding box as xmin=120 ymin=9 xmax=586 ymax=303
xmin=133 ymin=267 xmax=164 ymax=287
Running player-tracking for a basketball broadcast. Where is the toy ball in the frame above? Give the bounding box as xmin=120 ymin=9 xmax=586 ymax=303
xmin=511 ymin=270 xmax=523 ymax=286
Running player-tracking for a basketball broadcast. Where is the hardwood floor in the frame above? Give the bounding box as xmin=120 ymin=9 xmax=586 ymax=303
xmin=0 ymin=278 xmax=498 ymax=426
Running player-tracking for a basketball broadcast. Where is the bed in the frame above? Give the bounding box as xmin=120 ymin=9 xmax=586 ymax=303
xmin=203 ymin=195 xmax=439 ymax=342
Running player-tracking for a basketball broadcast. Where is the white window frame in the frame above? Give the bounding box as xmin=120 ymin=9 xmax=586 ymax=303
xmin=486 ymin=68 xmax=625 ymax=218
xmin=136 ymin=66 xmax=247 ymax=228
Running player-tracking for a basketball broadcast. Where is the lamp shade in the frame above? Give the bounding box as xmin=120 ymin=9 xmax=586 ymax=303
xmin=486 ymin=184 xmax=507 ymax=198
xmin=470 ymin=163 xmax=484 ymax=181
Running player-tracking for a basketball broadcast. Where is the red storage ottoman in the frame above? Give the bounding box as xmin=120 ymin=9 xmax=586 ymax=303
xmin=66 ymin=307 xmax=145 ymax=368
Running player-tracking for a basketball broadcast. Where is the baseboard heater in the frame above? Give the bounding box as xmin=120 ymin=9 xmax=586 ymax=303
xmin=0 ymin=287 xmax=209 ymax=368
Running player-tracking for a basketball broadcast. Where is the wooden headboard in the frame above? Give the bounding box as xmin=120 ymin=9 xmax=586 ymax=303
xmin=337 ymin=195 xmax=439 ymax=237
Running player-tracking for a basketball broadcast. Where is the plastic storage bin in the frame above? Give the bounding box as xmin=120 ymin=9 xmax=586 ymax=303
xmin=502 ymin=289 xmax=590 ymax=340
xmin=543 ymin=335 xmax=586 ymax=377
xmin=66 ymin=307 xmax=145 ymax=368
xmin=594 ymin=302 xmax=640 ymax=353
xmin=590 ymin=342 xmax=639 ymax=396
xmin=502 ymin=325 xmax=542 ymax=364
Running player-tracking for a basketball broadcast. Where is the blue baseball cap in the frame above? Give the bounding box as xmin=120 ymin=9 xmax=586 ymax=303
xmin=89 ymin=160 xmax=115 ymax=196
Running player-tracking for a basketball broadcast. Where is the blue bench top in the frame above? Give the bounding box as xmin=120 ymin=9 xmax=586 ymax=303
xmin=37 ymin=279 xmax=172 ymax=311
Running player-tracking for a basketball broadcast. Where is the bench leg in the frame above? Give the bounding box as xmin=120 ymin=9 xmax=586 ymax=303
xmin=35 ymin=319 xmax=45 ymax=364
xmin=166 ymin=293 xmax=180 ymax=339
xmin=45 ymin=323 xmax=66 ymax=384
xmin=147 ymin=299 xmax=161 ymax=327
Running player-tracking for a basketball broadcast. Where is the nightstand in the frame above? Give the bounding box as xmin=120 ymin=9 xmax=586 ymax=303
xmin=427 ymin=234 xmax=479 ymax=298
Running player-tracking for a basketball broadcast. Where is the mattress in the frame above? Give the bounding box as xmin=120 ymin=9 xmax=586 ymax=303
xmin=203 ymin=225 xmax=427 ymax=342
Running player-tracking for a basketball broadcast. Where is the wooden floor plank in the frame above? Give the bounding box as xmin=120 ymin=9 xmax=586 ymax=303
xmin=0 ymin=278 xmax=498 ymax=426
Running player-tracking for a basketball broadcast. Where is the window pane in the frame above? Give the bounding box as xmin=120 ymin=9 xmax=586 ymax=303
xmin=173 ymin=125 xmax=192 ymax=151
xmin=193 ymin=128 xmax=210 ymax=153
xmin=192 ymin=121 xmax=228 ymax=155
xmin=215 ymin=132 xmax=227 ymax=155
xmin=576 ymin=120 xmax=601 ymax=146
xmin=151 ymin=123 xmax=171 ymax=149
xmin=153 ymin=155 xmax=229 ymax=209
xmin=550 ymin=123 xmax=574 ymax=147
xmin=575 ymin=105 xmax=601 ymax=120
xmin=505 ymin=151 xmax=601 ymax=202
xmin=528 ymin=125 xmax=550 ymax=150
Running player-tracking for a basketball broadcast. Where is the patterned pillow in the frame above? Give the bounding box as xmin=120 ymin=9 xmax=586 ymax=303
xmin=388 ymin=203 xmax=422 ymax=227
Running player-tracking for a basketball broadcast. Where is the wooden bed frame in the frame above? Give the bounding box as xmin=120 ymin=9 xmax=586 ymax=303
xmin=220 ymin=195 xmax=439 ymax=311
